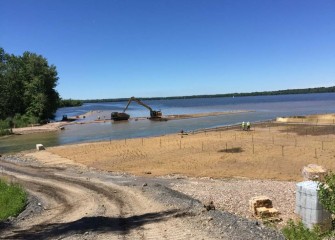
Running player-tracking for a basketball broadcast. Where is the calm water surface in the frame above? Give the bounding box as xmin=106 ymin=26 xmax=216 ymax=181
xmin=1 ymin=93 xmax=335 ymax=153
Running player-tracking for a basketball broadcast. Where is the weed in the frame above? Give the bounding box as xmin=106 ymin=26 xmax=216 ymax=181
xmin=282 ymin=220 xmax=321 ymax=240
xmin=218 ymin=147 xmax=243 ymax=153
xmin=0 ymin=178 xmax=27 ymax=221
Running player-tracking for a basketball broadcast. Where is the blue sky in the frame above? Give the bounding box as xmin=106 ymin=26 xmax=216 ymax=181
xmin=1 ymin=0 xmax=334 ymax=99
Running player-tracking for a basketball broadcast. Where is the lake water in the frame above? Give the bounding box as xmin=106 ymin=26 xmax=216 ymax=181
xmin=1 ymin=93 xmax=335 ymax=153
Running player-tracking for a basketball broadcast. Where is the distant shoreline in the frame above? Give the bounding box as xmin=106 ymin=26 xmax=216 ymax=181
xmin=80 ymin=86 xmax=335 ymax=103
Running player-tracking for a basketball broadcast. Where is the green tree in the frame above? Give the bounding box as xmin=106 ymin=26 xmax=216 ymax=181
xmin=21 ymin=51 xmax=60 ymax=121
xmin=0 ymin=48 xmax=60 ymax=123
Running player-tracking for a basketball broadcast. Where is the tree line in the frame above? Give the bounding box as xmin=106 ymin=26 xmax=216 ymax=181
xmin=83 ymin=86 xmax=335 ymax=103
xmin=0 ymin=48 xmax=62 ymax=134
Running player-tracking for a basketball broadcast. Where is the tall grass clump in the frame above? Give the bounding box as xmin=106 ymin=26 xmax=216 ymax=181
xmin=282 ymin=220 xmax=321 ymax=240
xmin=0 ymin=178 xmax=27 ymax=221
xmin=0 ymin=119 xmax=12 ymax=136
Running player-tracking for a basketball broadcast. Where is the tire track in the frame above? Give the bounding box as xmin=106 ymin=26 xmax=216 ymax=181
xmin=0 ymin=160 xmax=185 ymax=239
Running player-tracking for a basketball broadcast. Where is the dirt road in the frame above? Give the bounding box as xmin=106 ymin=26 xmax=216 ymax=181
xmin=0 ymin=157 xmax=208 ymax=240
xmin=0 ymin=155 xmax=284 ymax=240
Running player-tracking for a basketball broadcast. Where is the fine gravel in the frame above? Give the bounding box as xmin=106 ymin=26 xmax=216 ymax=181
xmin=139 ymin=182 xmax=285 ymax=239
xmin=167 ymin=176 xmax=297 ymax=227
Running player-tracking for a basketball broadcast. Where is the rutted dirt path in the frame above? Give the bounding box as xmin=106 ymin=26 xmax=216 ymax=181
xmin=0 ymin=157 xmax=216 ymax=240
xmin=0 ymin=153 xmax=285 ymax=240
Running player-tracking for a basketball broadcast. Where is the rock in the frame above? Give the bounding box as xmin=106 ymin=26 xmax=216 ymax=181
xmin=204 ymin=201 xmax=215 ymax=211
xmin=36 ymin=144 xmax=45 ymax=151
xmin=302 ymin=164 xmax=328 ymax=181
xmin=144 ymin=171 xmax=152 ymax=175
xmin=142 ymin=183 xmax=148 ymax=187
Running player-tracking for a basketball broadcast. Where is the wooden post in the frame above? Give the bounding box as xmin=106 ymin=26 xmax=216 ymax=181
xmin=142 ymin=138 xmax=144 ymax=146
xmin=295 ymin=138 xmax=297 ymax=147
xmin=272 ymin=136 xmax=274 ymax=144
xmin=315 ymin=148 xmax=317 ymax=158
xmin=179 ymin=140 xmax=182 ymax=149
xmin=125 ymin=138 xmax=127 ymax=145
xmin=235 ymin=133 xmax=236 ymax=141
xmin=252 ymin=134 xmax=254 ymax=143
xmin=226 ymin=142 xmax=228 ymax=151
xmin=110 ymin=138 xmax=111 ymax=144
xmin=322 ymin=141 xmax=324 ymax=150
xmin=282 ymin=145 xmax=284 ymax=157
xmin=253 ymin=144 xmax=255 ymax=154
xmin=160 ymin=138 xmax=162 ymax=147
xmin=202 ymin=142 xmax=204 ymax=151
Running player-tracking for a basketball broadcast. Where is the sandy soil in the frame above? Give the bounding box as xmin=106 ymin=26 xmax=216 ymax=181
xmin=165 ymin=110 xmax=253 ymax=120
xmin=48 ymin=116 xmax=335 ymax=181
xmin=11 ymin=122 xmax=68 ymax=135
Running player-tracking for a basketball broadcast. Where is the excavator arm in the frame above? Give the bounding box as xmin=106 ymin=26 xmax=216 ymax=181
xmin=123 ymin=97 xmax=153 ymax=113
xmin=123 ymin=97 xmax=162 ymax=119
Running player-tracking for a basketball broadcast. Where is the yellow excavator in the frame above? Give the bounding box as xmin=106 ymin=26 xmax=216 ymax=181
xmin=111 ymin=96 xmax=162 ymax=121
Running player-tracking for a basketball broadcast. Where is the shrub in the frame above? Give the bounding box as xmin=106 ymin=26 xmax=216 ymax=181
xmin=282 ymin=220 xmax=321 ymax=240
xmin=318 ymin=171 xmax=335 ymax=214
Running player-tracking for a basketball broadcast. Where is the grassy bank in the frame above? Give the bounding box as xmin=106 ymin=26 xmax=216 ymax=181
xmin=0 ymin=178 xmax=27 ymax=221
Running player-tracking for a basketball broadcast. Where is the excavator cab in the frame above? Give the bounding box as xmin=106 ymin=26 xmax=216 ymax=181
xmin=150 ymin=110 xmax=162 ymax=118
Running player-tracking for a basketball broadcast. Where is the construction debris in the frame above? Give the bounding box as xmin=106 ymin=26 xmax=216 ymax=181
xmin=249 ymin=196 xmax=280 ymax=221
xmin=36 ymin=144 xmax=45 ymax=151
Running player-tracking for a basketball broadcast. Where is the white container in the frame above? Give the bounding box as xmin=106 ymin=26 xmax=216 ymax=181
xmin=295 ymin=181 xmax=332 ymax=230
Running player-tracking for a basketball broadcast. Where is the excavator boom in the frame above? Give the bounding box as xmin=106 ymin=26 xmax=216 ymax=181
xmin=112 ymin=97 xmax=162 ymax=121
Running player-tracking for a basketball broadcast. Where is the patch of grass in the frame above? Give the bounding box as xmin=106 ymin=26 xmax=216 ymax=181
xmin=0 ymin=178 xmax=27 ymax=221
xmin=282 ymin=220 xmax=321 ymax=240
